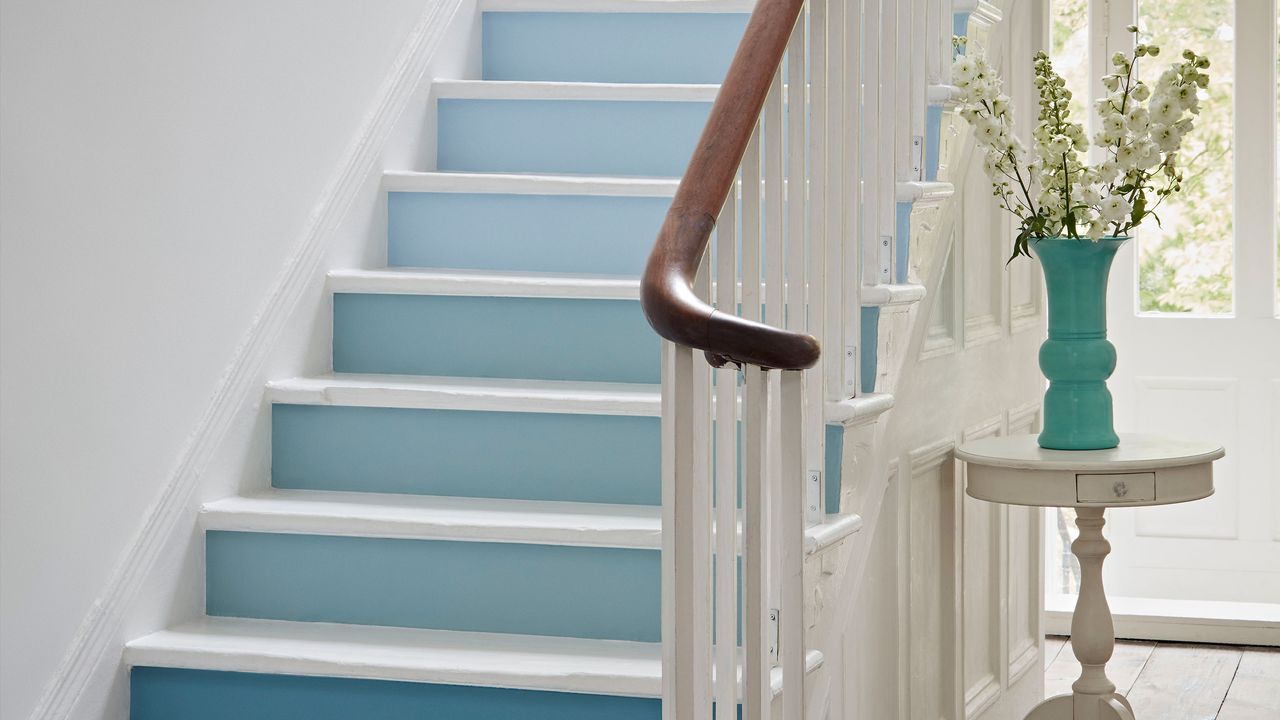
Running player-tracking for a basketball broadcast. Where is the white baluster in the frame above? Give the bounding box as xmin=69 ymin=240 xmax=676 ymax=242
xmin=844 ymin=0 xmax=864 ymax=395
xmin=779 ymin=370 xmax=806 ymax=720
xmin=743 ymin=364 xmax=772 ymax=720
xmin=660 ymin=339 xmax=713 ymax=720
xmin=713 ymin=188 xmax=739 ymax=719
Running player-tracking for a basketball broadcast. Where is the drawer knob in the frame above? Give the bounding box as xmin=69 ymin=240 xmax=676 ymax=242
xmin=1113 ymin=481 xmax=1128 ymax=497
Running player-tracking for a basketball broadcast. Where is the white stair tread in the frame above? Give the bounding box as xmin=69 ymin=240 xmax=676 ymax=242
xmin=266 ymin=374 xmax=661 ymax=417
xmin=479 ymin=0 xmax=755 ymax=12
xmin=928 ymin=83 xmax=964 ymax=105
xmin=328 ymin=268 xmax=640 ymax=300
xmin=861 ymin=283 xmax=927 ymax=307
xmin=895 ymin=181 xmax=955 ymax=203
xmin=825 ymin=392 xmax=895 ymax=425
xmin=382 ymin=170 xmax=680 ymax=197
xmin=127 ymin=617 xmax=821 ymax=699
xmin=201 ymin=488 xmax=859 ymax=554
xmin=805 ymin=513 xmax=864 ymax=555
xmin=126 ymin=617 xmax=661 ymax=697
xmin=202 ymin=489 xmax=662 ymax=549
xmin=434 ymin=79 xmax=719 ymax=102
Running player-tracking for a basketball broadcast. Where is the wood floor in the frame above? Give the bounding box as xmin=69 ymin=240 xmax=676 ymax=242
xmin=1044 ymin=636 xmax=1280 ymax=719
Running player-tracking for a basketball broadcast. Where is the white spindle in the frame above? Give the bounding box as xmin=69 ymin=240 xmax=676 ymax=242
xmin=765 ymin=71 xmax=785 ymax=332
xmin=878 ymin=0 xmax=898 ymax=282
xmin=713 ymin=190 xmax=739 ymax=718
xmin=828 ymin=0 xmax=853 ymax=398
xmin=660 ymin=340 xmax=713 ymax=720
xmin=742 ymin=364 xmax=772 ymax=720
xmin=911 ymin=0 xmax=929 ymax=180
xmin=779 ymin=369 xmax=806 ymax=720
xmin=845 ymin=0 xmax=863 ymax=394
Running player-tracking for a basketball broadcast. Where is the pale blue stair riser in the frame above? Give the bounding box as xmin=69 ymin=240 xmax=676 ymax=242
xmin=483 ymin=12 xmax=747 ymax=84
xmin=387 ymin=192 xmax=671 ymax=274
xmin=437 ymin=99 xmax=710 ymax=176
xmin=895 ymin=202 xmax=912 ymax=284
xmin=925 ymin=105 xmax=943 ymax=182
xmin=332 ymin=293 xmax=660 ymax=384
xmin=272 ymin=404 xmax=660 ymax=504
xmin=860 ymin=306 xmax=879 ymax=394
xmin=206 ymin=532 xmax=659 ymax=642
xmin=131 ymin=669 xmax=660 ymax=720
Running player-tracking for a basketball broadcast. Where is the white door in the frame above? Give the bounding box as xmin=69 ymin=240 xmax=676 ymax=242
xmin=1048 ymin=0 xmax=1280 ymax=621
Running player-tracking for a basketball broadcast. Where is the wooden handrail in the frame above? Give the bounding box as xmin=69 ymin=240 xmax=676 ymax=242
xmin=640 ymin=0 xmax=820 ymax=371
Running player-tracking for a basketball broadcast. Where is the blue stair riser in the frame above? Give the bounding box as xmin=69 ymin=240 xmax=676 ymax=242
xmin=206 ymin=532 xmax=659 ymax=642
xmin=437 ymin=98 xmax=711 ymax=176
xmin=131 ymin=668 xmax=660 ymax=720
xmin=272 ymin=404 xmax=661 ymax=505
xmin=332 ymin=293 xmax=659 ymax=384
xmin=387 ymin=192 xmax=671 ymax=275
xmin=483 ymin=12 xmax=748 ymax=84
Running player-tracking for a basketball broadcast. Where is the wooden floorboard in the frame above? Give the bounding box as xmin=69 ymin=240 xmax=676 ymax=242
xmin=1217 ymin=648 xmax=1280 ymax=719
xmin=1044 ymin=639 xmax=1278 ymax=719
xmin=1043 ymin=638 xmax=1155 ymax=699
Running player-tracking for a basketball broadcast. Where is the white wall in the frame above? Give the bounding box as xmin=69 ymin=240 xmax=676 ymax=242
xmin=0 ymin=2 xmax=462 ymax=717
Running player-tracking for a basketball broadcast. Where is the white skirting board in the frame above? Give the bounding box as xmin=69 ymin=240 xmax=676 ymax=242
xmin=1045 ymin=593 xmax=1280 ymax=646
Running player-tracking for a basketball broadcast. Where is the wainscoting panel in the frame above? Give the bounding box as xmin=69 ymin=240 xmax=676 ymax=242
xmin=1006 ymin=402 xmax=1042 ymax=685
xmin=904 ymin=440 xmax=961 ymax=720
xmin=922 ymin=236 xmax=960 ymax=360
xmin=961 ymin=418 xmax=1004 ymax=719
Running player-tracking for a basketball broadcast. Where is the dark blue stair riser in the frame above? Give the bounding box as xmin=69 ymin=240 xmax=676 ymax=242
xmin=483 ymin=12 xmax=748 ymax=84
xmin=437 ymin=98 xmax=711 ymax=176
xmin=271 ymin=404 xmax=661 ymax=505
xmin=386 ymin=192 xmax=671 ymax=275
xmin=131 ymin=669 xmax=660 ymax=720
xmin=332 ymin=293 xmax=660 ymax=384
xmin=206 ymin=532 xmax=659 ymax=642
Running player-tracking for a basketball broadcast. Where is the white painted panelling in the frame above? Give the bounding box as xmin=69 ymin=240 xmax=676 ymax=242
xmin=201 ymin=489 xmax=662 ymax=549
xmin=328 ymin=268 xmax=640 ymax=300
xmin=1007 ymin=249 xmax=1041 ymax=334
xmin=266 ymin=374 xmax=661 ymax=416
xmin=382 ymin=171 xmax=680 ymax=197
xmin=1132 ymin=377 xmax=1240 ymax=540
xmin=478 ymin=0 xmax=756 ymax=12
xmin=921 ymin=236 xmax=959 ymax=360
xmin=961 ymin=417 xmax=1003 ymax=720
xmin=432 ymin=79 xmax=720 ymax=102
xmin=1273 ymin=380 xmax=1280 ymax=542
xmin=906 ymin=440 xmax=961 ymax=720
xmin=959 ymin=157 xmax=1004 ymax=349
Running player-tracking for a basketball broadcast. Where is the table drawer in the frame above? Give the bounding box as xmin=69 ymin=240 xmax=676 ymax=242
xmin=1076 ymin=472 xmax=1157 ymax=503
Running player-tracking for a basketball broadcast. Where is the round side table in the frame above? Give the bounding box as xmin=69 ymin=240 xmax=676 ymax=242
xmin=955 ymin=433 xmax=1224 ymax=720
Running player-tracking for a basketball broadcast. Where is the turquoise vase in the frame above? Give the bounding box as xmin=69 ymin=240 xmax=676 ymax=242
xmin=1030 ymin=236 xmax=1128 ymax=450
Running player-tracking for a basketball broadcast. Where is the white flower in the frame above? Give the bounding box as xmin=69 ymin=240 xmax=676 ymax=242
xmin=1115 ymin=143 xmax=1141 ymax=168
xmin=1135 ymin=140 xmax=1162 ymax=169
xmin=1046 ymin=134 xmax=1073 ymax=155
xmin=1175 ymin=85 xmax=1199 ymax=111
xmin=991 ymin=94 xmax=1011 ymax=117
xmin=1151 ymin=123 xmax=1182 ymax=152
xmin=1088 ymin=221 xmax=1107 ymax=241
xmin=1103 ymin=115 xmax=1127 ymax=134
xmin=1150 ymin=96 xmax=1181 ymax=125
xmin=1131 ymin=83 xmax=1152 ymax=101
xmin=1126 ymin=107 xmax=1151 ymax=133
xmin=1099 ymin=194 xmax=1132 ymax=223
xmin=952 ymin=55 xmax=978 ymax=84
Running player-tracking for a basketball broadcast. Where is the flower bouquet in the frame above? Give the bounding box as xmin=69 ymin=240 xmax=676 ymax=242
xmin=951 ymin=29 xmax=1211 ymax=450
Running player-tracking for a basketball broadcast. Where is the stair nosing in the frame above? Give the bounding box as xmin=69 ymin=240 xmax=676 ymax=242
xmin=201 ymin=489 xmax=662 ymax=549
xmin=382 ymin=170 xmax=680 ymax=197
xmin=126 ymin=617 xmax=821 ymax=699
xmin=328 ymin=268 xmax=640 ymax=300
xmin=433 ymin=79 xmax=719 ymax=102
xmin=266 ymin=374 xmax=662 ymax=417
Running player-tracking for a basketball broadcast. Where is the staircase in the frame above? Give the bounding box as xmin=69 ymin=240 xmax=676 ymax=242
xmin=121 ymin=0 xmax=1011 ymax=716
xmin=122 ymin=4 xmax=838 ymax=718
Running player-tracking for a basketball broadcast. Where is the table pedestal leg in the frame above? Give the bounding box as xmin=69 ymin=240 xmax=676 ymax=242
xmin=1025 ymin=508 xmax=1135 ymax=720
